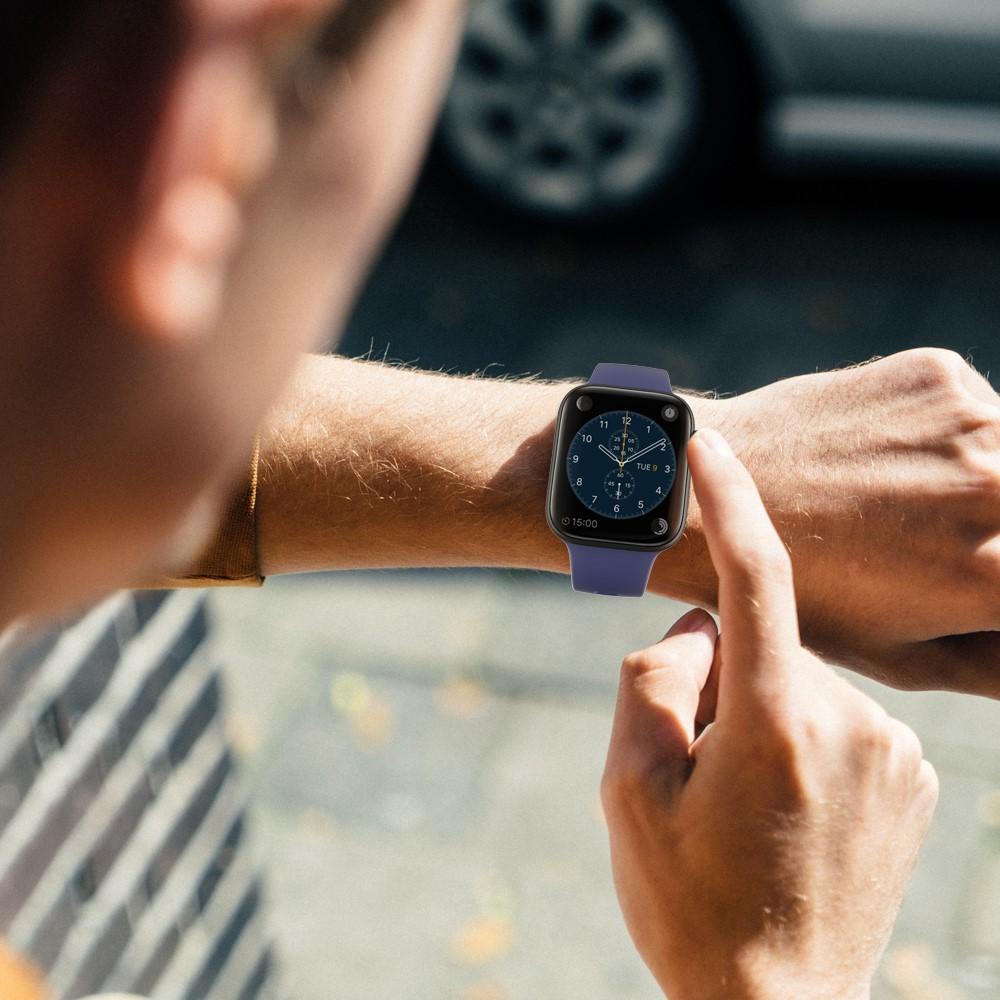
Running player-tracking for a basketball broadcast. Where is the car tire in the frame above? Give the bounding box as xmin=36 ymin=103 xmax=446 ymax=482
xmin=438 ymin=0 xmax=762 ymax=225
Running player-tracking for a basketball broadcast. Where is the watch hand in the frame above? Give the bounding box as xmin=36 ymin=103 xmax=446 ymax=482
xmin=624 ymin=438 xmax=667 ymax=464
xmin=599 ymin=444 xmax=621 ymax=464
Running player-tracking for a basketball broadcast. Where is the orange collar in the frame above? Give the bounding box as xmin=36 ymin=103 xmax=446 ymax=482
xmin=0 ymin=940 xmax=47 ymax=1000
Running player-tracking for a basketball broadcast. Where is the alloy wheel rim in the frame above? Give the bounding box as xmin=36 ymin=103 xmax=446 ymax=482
xmin=442 ymin=0 xmax=698 ymax=217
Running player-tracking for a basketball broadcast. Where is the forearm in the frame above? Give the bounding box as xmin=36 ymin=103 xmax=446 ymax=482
xmin=256 ymin=355 xmax=722 ymax=604
xmin=668 ymin=975 xmax=871 ymax=1000
xmin=659 ymin=946 xmax=873 ymax=1000
xmin=256 ymin=355 xmax=567 ymax=574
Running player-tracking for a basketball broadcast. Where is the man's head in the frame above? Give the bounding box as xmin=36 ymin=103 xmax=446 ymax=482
xmin=0 ymin=0 xmax=465 ymax=619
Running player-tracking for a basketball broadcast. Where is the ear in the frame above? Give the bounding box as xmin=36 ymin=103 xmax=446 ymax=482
xmin=115 ymin=0 xmax=336 ymax=343
xmin=109 ymin=31 xmax=279 ymax=344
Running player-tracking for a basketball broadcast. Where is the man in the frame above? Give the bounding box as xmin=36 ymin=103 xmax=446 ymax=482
xmin=0 ymin=0 xmax=996 ymax=996
xmin=3 ymin=1 xmax=999 ymax=685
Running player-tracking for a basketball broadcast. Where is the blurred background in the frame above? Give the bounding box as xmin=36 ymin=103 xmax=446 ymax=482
xmin=3 ymin=1 xmax=1000 ymax=998
xmin=210 ymin=1 xmax=1000 ymax=998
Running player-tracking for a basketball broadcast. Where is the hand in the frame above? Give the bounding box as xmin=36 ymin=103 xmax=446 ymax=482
xmin=603 ymin=428 xmax=938 ymax=1000
xmin=599 ymin=443 xmax=623 ymax=465
xmin=658 ymin=348 xmax=1000 ymax=698
xmin=623 ymin=437 xmax=667 ymax=465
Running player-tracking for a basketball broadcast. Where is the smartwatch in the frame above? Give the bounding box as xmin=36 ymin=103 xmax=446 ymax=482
xmin=545 ymin=363 xmax=694 ymax=597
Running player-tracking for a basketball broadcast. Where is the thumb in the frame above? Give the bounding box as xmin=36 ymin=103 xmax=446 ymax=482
xmin=605 ymin=608 xmax=719 ymax=799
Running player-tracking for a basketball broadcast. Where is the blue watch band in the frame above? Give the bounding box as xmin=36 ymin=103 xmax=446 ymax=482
xmin=589 ymin=363 xmax=672 ymax=394
xmin=566 ymin=363 xmax=673 ymax=598
xmin=567 ymin=545 xmax=659 ymax=597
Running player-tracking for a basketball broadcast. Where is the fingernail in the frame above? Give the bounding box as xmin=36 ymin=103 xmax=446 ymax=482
xmin=696 ymin=428 xmax=734 ymax=458
xmin=665 ymin=607 xmax=717 ymax=639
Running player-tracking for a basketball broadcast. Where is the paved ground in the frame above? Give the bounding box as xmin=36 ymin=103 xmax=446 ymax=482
xmin=340 ymin=162 xmax=1000 ymax=394
xmin=209 ymin=160 xmax=1000 ymax=1000
xmin=210 ymin=571 xmax=1000 ymax=1000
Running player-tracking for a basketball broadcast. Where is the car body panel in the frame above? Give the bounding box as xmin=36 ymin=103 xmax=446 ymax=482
xmin=729 ymin=0 xmax=1000 ymax=102
xmin=443 ymin=0 xmax=1000 ymax=219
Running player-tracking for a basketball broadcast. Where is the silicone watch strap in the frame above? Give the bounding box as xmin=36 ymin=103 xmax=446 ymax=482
xmin=589 ymin=363 xmax=672 ymax=394
xmin=566 ymin=363 xmax=673 ymax=597
xmin=567 ymin=545 xmax=659 ymax=597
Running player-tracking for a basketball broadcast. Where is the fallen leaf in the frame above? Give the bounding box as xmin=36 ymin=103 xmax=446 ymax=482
xmin=451 ymin=916 xmax=514 ymax=966
xmin=329 ymin=672 xmax=372 ymax=717
xmin=455 ymin=982 xmax=507 ymax=1000
xmin=353 ymin=698 xmax=394 ymax=748
xmin=438 ymin=678 xmax=490 ymax=719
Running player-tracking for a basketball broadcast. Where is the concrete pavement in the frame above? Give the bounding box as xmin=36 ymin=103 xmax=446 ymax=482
xmin=209 ymin=571 xmax=1000 ymax=1000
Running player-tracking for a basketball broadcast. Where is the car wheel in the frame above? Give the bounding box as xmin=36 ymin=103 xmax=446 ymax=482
xmin=440 ymin=0 xmax=760 ymax=224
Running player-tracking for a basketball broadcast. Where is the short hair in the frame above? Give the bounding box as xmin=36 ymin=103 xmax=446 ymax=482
xmin=0 ymin=0 xmax=407 ymax=164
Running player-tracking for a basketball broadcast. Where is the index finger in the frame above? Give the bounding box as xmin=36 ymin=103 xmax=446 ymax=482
xmin=687 ymin=428 xmax=800 ymax=718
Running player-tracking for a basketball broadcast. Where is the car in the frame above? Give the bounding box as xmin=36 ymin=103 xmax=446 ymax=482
xmin=439 ymin=0 xmax=1000 ymax=222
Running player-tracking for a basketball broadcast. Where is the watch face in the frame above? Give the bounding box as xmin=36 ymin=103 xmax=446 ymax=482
xmin=547 ymin=385 xmax=693 ymax=549
xmin=567 ymin=410 xmax=677 ymax=519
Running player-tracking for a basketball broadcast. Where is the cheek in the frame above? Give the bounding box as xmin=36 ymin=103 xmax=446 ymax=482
xmin=10 ymin=484 xmax=223 ymax=622
xmin=205 ymin=2 xmax=466 ymax=375
xmin=46 ymin=398 xmax=241 ymax=601
xmin=154 ymin=488 xmax=229 ymax=574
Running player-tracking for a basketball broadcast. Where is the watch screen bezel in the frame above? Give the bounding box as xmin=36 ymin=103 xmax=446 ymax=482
xmin=546 ymin=385 xmax=694 ymax=551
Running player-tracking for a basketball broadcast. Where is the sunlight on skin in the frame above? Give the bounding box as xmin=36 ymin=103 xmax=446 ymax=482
xmin=0 ymin=0 xmax=467 ymax=622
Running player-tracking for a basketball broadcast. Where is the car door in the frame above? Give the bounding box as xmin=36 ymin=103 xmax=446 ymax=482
xmin=737 ymin=0 xmax=1000 ymax=103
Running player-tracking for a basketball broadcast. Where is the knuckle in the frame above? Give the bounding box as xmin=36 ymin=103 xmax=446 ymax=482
xmin=849 ymin=706 xmax=926 ymax=773
xmin=890 ymin=719 xmax=924 ymax=763
xmin=618 ymin=651 xmax=652 ymax=686
xmin=971 ymin=540 xmax=1000 ymax=589
xmin=600 ymin=757 xmax=635 ymax=811
xmin=903 ymin=347 xmax=970 ymax=392
xmin=959 ymin=449 xmax=1000 ymax=496
xmin=599 ymin=767 xmax=622 ymax=814
xmin=849 ymin=701 xmax=894 ymax=752
xmin=854 ymin=724 xmax=894 ymax=760
xmin=915 ymin=759 xmax=940 ymax=810
xmin=955 ymin=401 xmax=1000 ymax=440
xmin=600 ymin=754 xmax=655 ymax=815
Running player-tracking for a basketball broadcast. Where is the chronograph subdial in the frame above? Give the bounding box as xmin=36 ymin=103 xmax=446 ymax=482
xmin=608 ymin=430 xmax=638 ymax=459
xmin=604 ymin=469 xmax=636 ymax=501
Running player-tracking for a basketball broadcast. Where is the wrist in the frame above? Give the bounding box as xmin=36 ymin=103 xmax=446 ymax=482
xmin=504 ymin=384 xmax=736 ymax=593
xmin=472 ymin=379 xmax=573 ymax=573
xmin=666 ymin=964 xmax=872 ymax=1000
xmin=673 ymin=985 xmax=871 ymax=1000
